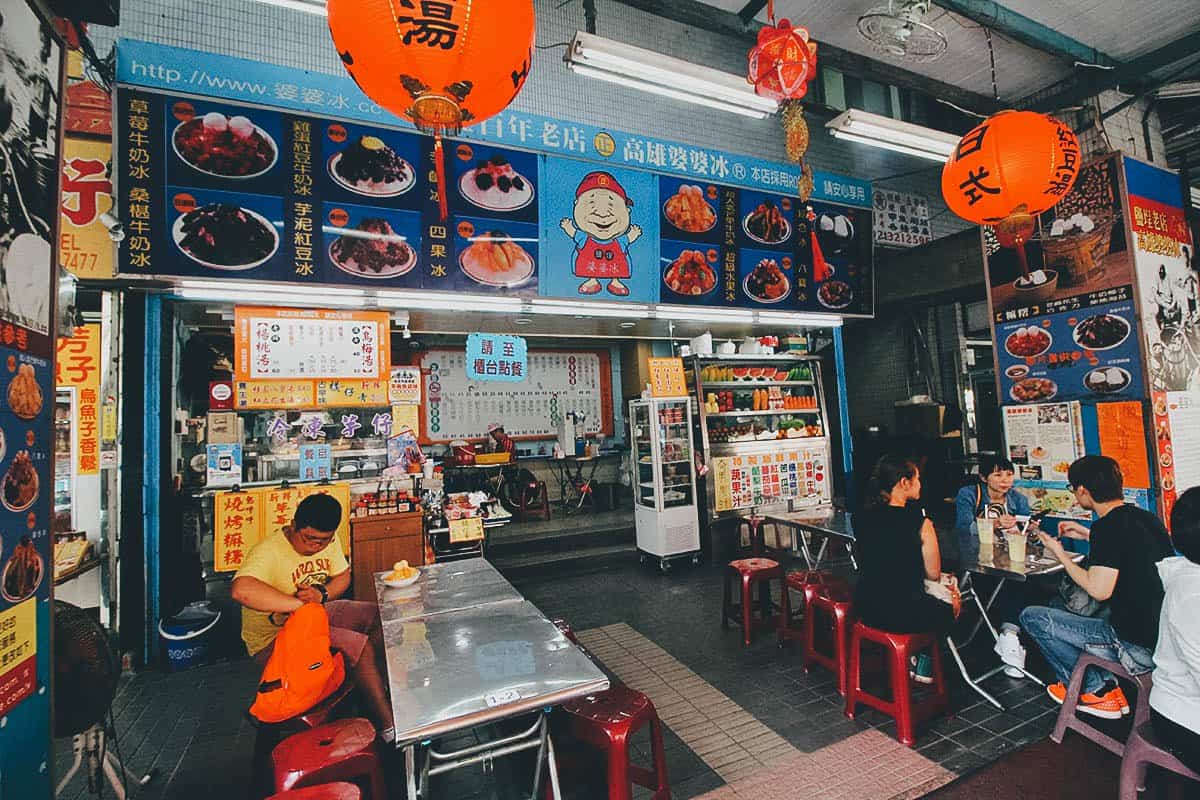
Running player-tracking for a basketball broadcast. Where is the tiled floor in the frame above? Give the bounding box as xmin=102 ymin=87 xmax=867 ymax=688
xmin=56 ymin=556 xmax=1068 ymax=800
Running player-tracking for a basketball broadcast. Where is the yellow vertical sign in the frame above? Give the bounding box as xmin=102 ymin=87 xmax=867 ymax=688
xmin=712 ymin=457 xmax=733 ymax=512
xmin=0 ymin=598 xmax=38 ymax=717
xmin=213 ymin=490 xmax=264 ymax=572
xmin=60 ymin=136 xmax=115 ymax=279
xmin=647 ymin=357 xmax=687 ymax=397
xmin=56 ymin=324 xmax=103 ymax=474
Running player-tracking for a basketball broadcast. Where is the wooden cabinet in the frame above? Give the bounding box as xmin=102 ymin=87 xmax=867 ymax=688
xmin=350 ymin=511 xmax=424 ymax=600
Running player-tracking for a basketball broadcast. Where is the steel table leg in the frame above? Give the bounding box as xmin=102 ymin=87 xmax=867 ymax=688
xmin=945 ymin=634 xmax=1005 ymax=711
xmin=545 ymin=732 xmax=563 ymax=800
xmin=405 ymin=744 xmax=418 ymax=800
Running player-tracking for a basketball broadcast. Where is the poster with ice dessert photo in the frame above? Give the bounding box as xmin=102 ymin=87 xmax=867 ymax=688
xmin=320 ymin=202 xmax=422 ymax=286
xmin=660 ymin=240 xmax=723 ymax=306
xmin=444 ymin=216 xmax=539 ymax=295
xmin=660 ymin=177 xmax=721 ymax=243
xmin=451 ymin=142 xmax=538 ymax=224
xmin=792 ymin=201 xmax=873 ymax=316
xmin=168 ymin=187 xmax=289 ymax=279
xmin=985 ymin=152 xmax=1131 ymax=322
xmin=166 ymin=98 xmax=284 ymax=194
xmin=320 ymin=121 xmax=421 ymax=208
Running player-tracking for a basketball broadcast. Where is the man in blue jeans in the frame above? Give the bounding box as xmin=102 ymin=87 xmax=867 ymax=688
xmin=1021 ymin=455 xmax=1173 ymax=719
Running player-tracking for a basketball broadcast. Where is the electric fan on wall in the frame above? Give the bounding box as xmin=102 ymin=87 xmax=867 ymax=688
xmin=54 ymin=601 xmax=155 ymax=799
xmin=857 ymin=0 xmax=949 ymax=62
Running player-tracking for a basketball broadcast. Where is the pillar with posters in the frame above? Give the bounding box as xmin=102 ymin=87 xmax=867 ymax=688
xmin=984 ymin=150 xmax=1196 ymax=528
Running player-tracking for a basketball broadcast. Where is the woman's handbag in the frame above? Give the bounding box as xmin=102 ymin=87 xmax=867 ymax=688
xmin=1057 ymin=571 xmax=1109 ymax=618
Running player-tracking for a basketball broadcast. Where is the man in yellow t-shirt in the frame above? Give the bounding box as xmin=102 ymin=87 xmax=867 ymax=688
xmin=232 ymin=493 xmax=394 ymax=740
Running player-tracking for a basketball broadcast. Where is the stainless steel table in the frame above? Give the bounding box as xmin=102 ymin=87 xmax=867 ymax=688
xmin=375 ymin=557 xmax=522 ymax=624
xmin=764 ymin=508 xmax=856 ymax=569
xmin=949 ymin=539 xmax=1085 ymax=710
xmin=375 ymin=562 xmax=609 ymax=799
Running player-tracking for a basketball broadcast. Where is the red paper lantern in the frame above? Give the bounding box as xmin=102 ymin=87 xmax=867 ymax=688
xmin=941 ymin=110 xmax=1080 ymax=225
xmin=328 ymin=0 xmax=536 ymax=217
xmin=748 ymin=19 xmax=817 ymax=101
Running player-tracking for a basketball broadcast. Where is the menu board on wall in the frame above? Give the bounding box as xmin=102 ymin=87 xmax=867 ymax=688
xmin=117 ymin=87 xmax=875 ymax=317
xmin=213 ymin=481 xmax=353 ymax=572
xmin=234 ymin=307 xmax=390 ymax=382
xmin=0 ymin=2 xmax=60 ymax=791
xmin=1002 ymin=402 xmax=1085 ymax=483
xmin=995 ymin=286 xmax=1143 ymax=405
xmin=873 ymin=189 xmax=931 ymax=248
xmin=1162 ymin=392 xmax=1200 ymax=504
xmin=420 ymin=349 xmax=613 ymax=443
xmin=987 ymin=152 xmax=1131 ymax=324
xmin=710 ymin=446 xmax=830 ymax=513
xmin=1096 ymin=401 xmax=1153 ymax=489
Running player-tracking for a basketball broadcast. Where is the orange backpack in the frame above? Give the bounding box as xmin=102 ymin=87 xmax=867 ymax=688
xmin=250 ymin=602 xmax=346 ymax=723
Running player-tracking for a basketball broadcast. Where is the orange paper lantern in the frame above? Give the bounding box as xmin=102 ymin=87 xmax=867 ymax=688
xmin=328 ymin=0 xmax=536 ymax=218
xmin=748 ymin=19 xmax=817 ymax=101
xmin=941 ymin=110 xmax=1080 ymax=225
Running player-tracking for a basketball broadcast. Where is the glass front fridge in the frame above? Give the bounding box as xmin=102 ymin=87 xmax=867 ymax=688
xmin=629 ymin=397 xmax=700 ymax=572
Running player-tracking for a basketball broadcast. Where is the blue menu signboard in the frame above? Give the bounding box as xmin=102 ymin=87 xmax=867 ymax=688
xmin=118 ymin=87 xmax=874 ymax=315
xmin=996 ymin=285 xmax=1144 ymax=405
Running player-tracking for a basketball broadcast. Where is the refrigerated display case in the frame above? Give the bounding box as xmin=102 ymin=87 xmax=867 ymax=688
xmin=687 ymin=354 xmax=834 ymax=520
xmin=629 ymin=397 xmax=700 ymax=572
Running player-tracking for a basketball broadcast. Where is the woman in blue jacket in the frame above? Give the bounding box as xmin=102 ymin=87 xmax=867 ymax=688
xmin=954 ymin=454 xmax=1032 ymax=557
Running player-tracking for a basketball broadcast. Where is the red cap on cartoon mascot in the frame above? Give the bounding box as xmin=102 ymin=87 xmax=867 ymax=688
xmin=575 ymin=171 xmax=634 ymax=207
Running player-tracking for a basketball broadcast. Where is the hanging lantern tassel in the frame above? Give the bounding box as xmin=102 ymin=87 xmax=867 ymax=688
xmin=781 ymin=100 xmax=810 ymax=162
xmin=434 ymin=134 xmax=449 ymax=221
xmin=797 ymin=161 xmax=814 ymax=202
xmin=808 ymin=207 xmax=832 ymax=283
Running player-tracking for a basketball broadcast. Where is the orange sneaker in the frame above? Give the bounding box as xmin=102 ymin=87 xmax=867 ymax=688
xmin=1046 ymin=682 xmax=1128 ymax=720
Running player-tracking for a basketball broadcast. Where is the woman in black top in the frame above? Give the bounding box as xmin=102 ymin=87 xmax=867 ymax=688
xmin=854 ymin=455 xmax=958 ymax=636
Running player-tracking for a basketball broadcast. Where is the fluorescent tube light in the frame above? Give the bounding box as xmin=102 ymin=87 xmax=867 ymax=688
xmin=565 ymin=31 xmax=778 ymax=119
xmin=826 ymin=109 xmax=959 ymax=162
xmin=178 ymin=279 xmax=364 ymax=298
xmin=249 ymin=0 xmax=327 ymax=15
xmin=175 ymin=289 xmax=362 ymax=308
xmin=1157 ymin=81 xmax=1200 ymax=100
xmin=657 ymin=306 xmax=755 ymax=322
xmin=758 ymin=311 xmax=843 ymax=328
xmin=531 ymin=299 xmax=652 ymax=319
xmin=376 ymin=291 xmax=524 ymax=313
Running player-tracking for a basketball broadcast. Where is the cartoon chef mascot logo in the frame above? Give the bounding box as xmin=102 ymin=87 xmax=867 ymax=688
xmin=559 ymin=171 xmax=642 ymax=296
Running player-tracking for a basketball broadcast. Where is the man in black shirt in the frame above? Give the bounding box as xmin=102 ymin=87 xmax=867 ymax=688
xmin=1020 ymin=456 xmax=1174 ymax=719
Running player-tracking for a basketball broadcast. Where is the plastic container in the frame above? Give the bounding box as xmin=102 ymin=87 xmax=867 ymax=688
xmin=159 ymin=601 xmax=221 ymax=672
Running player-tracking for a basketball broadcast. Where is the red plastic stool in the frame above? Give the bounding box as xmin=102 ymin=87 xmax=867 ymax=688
xmin=561 ymin=685 xmax=670 ymax=800
xmin=519 ymin=480 xmax=551 ymax=522
xmin=250 ymin=678 xmax=355 ymax=799
xmin=266 ymin=783 xmax=361 ymax=800
xmin=722 ymin=558 xmax=788 ymax=647
xmin=779 ymin=570 xmax=853 ymax=644
xmin=735 ymin=515 xmax=786 ymax=557
xmin=844 ymin=622 xmax=949 ymax=747
xmin=802 ymin=587 xmax=854 ymax=694
xmin=271 ymin=718 xmax=386 ymax=800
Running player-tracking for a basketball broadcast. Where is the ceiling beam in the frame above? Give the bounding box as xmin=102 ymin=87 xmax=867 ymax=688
xmin=1022 ymin=29 xmax=1200 ymax=112
xmin=608 ymin=0 xmax=1004 ymax=115
xmin=737 ymin=0 xmax=768 ymax=25
xmin=932 ymin=1 xmax=1120 ymax=67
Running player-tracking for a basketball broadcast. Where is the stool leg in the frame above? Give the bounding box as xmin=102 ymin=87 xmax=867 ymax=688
xmin=833 ymin=611 xmax=849 ymax=696
xmin=721 ymin=570 xmax=732 ymax=629
xmin=802 ymin=603 xmax=817 ymax=672
xmin=757 ymin=578 xmax=773 ymax=623
xmin=751 ymin=520 xmax=763 ymax=556
xmin=777 ymin=579 xmax=791 ymax=646
xmin=892 ymin=641 xmax=916 ymax=747
xmin=844 ymin=627 xmax=861 ymax=720
xmin=741 ymin=574 xmax=754 ymax=647
xmin=930 ymin=643 xmax=949 ymax=705
xmin=649 ymin=717 xmax=670 ymax=800
xmin=607 ymin=731 xmax=633 ymax=800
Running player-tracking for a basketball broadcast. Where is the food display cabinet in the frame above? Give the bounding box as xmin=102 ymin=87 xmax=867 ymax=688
xmin=629 ymin=398 xmax=701 ymax=572
xmin=686 ymin=354 xmax=834 ymax=521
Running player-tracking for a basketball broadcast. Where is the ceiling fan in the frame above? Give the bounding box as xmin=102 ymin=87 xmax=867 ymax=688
xmin=857 ymin=0 xmax=949 ymax=62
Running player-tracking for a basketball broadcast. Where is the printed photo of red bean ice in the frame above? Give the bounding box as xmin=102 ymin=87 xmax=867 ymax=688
xmin=173 ymin=112 xmax=277 ymax=178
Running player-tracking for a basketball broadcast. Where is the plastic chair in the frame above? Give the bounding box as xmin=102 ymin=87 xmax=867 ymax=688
xmin=560 ymin=685 xmax=670 ymax=800
xmin=249 ymin=678 xmax=356 ymax=799
xmin=779 ymin=570 xmax=853 ymax=644
xmin=518 ymin=480 xmax=551 ymax=522
xmin=271 ymin=718 xmax=386 ymax=800
xmin=266 ymin=783 xmax=361 ymax=800
xmin=722 ymin=558 xmax=788 ymax=647
xmin=844 ymin=621 xmax=950 ymax=747
xmin=1050 ymin=651 xmax=1153 ymax=757
xmin=1119 ymin=722 xmax=1200 ymax=799
xmin=802 ymin=586 xmax=854 ymax=694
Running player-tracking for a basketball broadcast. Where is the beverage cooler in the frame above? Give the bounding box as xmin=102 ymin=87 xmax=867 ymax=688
xmin=686 ymin=354 xmax=834 ymax=528
xmin=629 ymin=398 xmax=701 ymax=572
